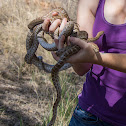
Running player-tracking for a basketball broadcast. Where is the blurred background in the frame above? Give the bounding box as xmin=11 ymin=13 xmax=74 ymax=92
xmin=0 ymin=0 xmax=86 ymax=125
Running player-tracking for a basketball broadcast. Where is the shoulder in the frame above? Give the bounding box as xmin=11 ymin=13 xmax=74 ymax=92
xmin=78 ymin=0 xmax=100 ymax=16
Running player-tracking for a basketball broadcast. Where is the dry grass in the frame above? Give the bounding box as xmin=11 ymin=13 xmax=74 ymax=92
xmin=0 ymin=0 xmax=85 ymax=125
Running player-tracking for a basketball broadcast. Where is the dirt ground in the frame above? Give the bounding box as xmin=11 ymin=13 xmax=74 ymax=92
xmin=0 ymin=0 xmax=85 ymax=126
xmin=0 ymin=41 xmax=50 ymax=126
xmin=0 ymin=43 xmax=85 ymax=126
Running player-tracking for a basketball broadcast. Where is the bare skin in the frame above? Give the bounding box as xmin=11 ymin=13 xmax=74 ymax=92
xmin=42 ymin=0 xmax=126 ymax=75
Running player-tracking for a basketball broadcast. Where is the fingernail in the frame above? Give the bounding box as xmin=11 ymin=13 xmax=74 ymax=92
xmin=63 ymin=18 xmax=67 ymax=22
xmin=52 ymin=12 xmax=59 ymax=16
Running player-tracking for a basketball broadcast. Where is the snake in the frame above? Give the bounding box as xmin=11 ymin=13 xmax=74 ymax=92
xmin=24 ymin=7 xmax=104 ymax=126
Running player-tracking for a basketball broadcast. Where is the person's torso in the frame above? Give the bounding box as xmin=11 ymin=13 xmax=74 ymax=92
xmin=79 ymin=0 xmax=126 ymax=125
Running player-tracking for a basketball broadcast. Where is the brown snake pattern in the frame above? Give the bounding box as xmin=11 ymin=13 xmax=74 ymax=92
xmin=24 ymin=8 xmax=104 ymax=126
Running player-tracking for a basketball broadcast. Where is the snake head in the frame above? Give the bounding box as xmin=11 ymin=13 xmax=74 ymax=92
xmin=77 ymin=31 xmax=88 ymax=40
xmin=58 ymin=21 xmax=74 ymax=40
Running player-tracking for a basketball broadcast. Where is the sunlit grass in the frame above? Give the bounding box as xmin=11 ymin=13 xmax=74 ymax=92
xmin=0 ymin=0 xmax=84 ymax=125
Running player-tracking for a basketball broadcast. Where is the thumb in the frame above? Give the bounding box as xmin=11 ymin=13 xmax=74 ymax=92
xmin=69 ymin=37 xmax=87 ymax=48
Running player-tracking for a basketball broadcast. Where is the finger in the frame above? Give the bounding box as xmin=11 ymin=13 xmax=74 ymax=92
xmin=51 ymin=51 xmax=60 ymax=61
xmin=59 ymin=18 xmax=67 ymax=33
xmin=52 ymin=11 xmax=59 ymax=16
xmin=42 ymin=18 xmax=50 ymax=32
xmin=69 ymin=37 xmax=87 ymax=48
xmin=49 ymin=19 xmax=61 ymax=33
xmin=54 ymin=38 xmax=59 ymax=48
xmin=59 ymin=35 xmax=65 ymax=49
xmin=66 ymin=36 xmax=71 ymax=45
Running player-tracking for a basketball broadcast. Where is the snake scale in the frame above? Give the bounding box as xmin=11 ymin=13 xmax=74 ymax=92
xmin=24 ymin=7 xmax=104 ymax=126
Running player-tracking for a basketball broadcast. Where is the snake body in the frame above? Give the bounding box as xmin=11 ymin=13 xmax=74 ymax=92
xmin=24 ymin=8 xmax=104 ymax=126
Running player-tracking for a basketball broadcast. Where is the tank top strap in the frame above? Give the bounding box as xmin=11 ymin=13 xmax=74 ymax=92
xmin=96 ymin=0 xmax=103 ymax=11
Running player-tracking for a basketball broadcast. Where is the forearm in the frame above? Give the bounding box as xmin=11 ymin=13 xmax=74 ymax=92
xmin=71 ymin=63 xmax=92 ymax=76
xmin=94 ymin=52 xmax=126 ymax=73
xmin=72 ymin=0 xmax=95 ymax=76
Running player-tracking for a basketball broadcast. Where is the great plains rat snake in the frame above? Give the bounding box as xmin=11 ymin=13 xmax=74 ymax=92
xmin=24 ymin=7 xmax=104 ymax=126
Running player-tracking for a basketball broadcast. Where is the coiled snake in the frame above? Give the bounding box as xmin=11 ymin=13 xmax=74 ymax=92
xmin=24 ymin=7 xmax=104 ymax=126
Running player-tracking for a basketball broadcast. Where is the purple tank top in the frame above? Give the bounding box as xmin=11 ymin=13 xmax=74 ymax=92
xmin=78 ymin=0 xmax=126 ymax=125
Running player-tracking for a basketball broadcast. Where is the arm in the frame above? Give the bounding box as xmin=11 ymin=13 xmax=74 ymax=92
xmin=95 ymin=53 xmax=126 ymax=73
xmin=67 ymin=37 xmax=126 ymax=73
xmin=42 ymin=0 xmax=100 ymax=76
xmin=68 ymin=0 xmax=126 ymax=73
xmin=71 ymin=0 xmax=100 ymax=76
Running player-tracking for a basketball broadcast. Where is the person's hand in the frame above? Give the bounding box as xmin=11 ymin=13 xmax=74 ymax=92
xmin=42 ymin=11 xmax=100 ymax=65
xmin=52 ymin=36 xmax=100 ymax=64
xmin=42 ymin=11 xmax=69 ymax=60
xmin=42 ymin=11 xmax=67 ymax=46
xmin=42 ymin=15 xmax=67 ymax=33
